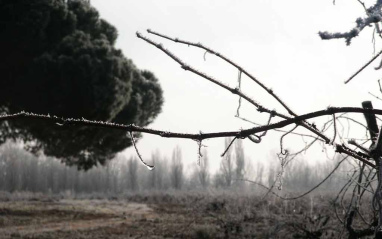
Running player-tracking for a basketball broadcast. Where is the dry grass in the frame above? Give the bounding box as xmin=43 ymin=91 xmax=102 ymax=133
xmin=0 ymin=191 xmax=372 ymax=238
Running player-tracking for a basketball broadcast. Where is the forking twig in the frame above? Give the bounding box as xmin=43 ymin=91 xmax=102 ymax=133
xmin=143 ymin=30 xmax=344 ymax=147
xmin=236 ymin=115 xmax=323 ymax=141
xmin=240 ymin=154 xmax=347 ymax=200
xmin=136 ymin=31 xmax=331 ymax=143
xmin=142 ymin=30 xmax=382 ymax=168
xmin=146 ymin=29 xmax=297 ymax=116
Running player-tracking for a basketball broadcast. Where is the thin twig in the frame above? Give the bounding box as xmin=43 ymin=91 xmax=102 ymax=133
xmin=332 ymin=114 xmax=337 ymax=144
xmin=246 ymin=114 xmax=274 ymax=144
xmin=240 ymin=156 xmax=347 ymax=200
xmin=340 ymin=171 xmax=358 ymax=212
xmin=338 ymin=115 xmax=368 ymax=130
xmin=287 ymin=138 xmax=319 ymax=164
xmin=203 ymin=50 xmax=208 ymax=61
xmin=336 ymin=144 xmax=374 ymax=168
xmin=368 ymin=92 xmax=382 ymax=102
xmin=360 ymin=171 xmax=378 ymax=199
xmin=236 ymin=115 xmax=323 ymax=140
xmin=146 ymin=29 xmax=298 ymax=117
xmin=258 ymin=113 xmax=274 ymax=138
xmin=333 ymin=171 xmax=357 ymax=224
xmin=356 ymin=0 xmax=367 ymax=12
xmin=197 ymin=140 xmax=203 ymax=165
xmin=221 ymin=137 xmax=237 ymax=157
xmin=137 ymin=31 xmax=331 ymax=143
xmin=129 ymin=131 xmax=154 ymax=170
xmin=345 ymin=49 xmax=382 ymax=84
xmin=280 ymin=125 xmax=299 ymax=155
xmin=336 ymin=119 xmax=346 ymax=144
xmin=236 ymin=70 xmax=242 ymax=117
xmin=348 ymin=139 xmax=371 ymax=154
xmin=136 ymin=33 xmax=281 ymax=118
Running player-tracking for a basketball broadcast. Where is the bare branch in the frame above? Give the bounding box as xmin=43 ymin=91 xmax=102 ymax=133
xmin=338 ymin=115 xmax=369 ymax=130
xmin=236 ymin=70 xmax=242 ymax=117
xmin=136 ymin=32 xmax=276 ymax=117
xmin=336 ymin=144 xmax=374 ymax=168
xmin=372 ymin=27 xmax=376 ymax=55
xmin=203 ymin=50 xmax=208 ymax=61
xmin=280 ymin=125 xmax=298 ymax=155
xmin=368 ymin=92 xmax=382 ymax=102
xmin=146 ymin=29 xmax=298 ymax=117
xmin=4 ymin=108 xmax=382 ymax=139
xmin=258 ymin=112 xmax=274 ymax=138
xmin=236 ymin=115 xmax=323 ymax=141
xmin=0 ymin=109 xmax=379 ymax=167
xmin=344 ymin=49 xmax=382 ymax=84
xmin=332 ymin=114 xmax=337 ymax=144
xmin=319 ymin=3 xmax=382 ymax=46
xmin=221 ymin=137 xmax=237 ymax=157
xmin=357 ymin=0 xmax=368 ymax=12
xmin=348 ymin=139 xmax=371 ymax=154
xmin=288 ymin=138 xmax=319 ymax=161
xmin=129 ymin=131 xmax=155 ymax=170
xmin=136 ymin=31 xmax=332 ymax=142
xmin=240 ymin=154 xmax=347 ymax=200
xmin=242 ymin=113 xmax=274 ymax=144
xmin=197 ymin=139 xmax=203 ymax=165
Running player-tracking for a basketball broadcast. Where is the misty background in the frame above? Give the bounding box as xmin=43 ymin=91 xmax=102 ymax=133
xmin=89 ymin=0 xmax=382 ymax=174
xmin=0 ymin=0 xmax=379 ymax=195
xmin=0 ymin=140 xmax=353 ymax=195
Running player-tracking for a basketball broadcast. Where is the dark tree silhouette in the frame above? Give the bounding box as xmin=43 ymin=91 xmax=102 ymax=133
xmin=0 ymin=0 xmax=163 ymax=169
xmin=2 ymin=1 xmax=382 ymax=236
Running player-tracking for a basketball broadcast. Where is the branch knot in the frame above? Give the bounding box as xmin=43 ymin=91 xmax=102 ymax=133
xmin=182 ymin=65 xmax=190 ymax=71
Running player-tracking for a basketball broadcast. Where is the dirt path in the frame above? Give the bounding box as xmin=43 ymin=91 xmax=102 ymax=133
xmin=0 ymin=200 xmax=156 ymax=238
xmin=0 ymin=218 xmax=127 ymax=236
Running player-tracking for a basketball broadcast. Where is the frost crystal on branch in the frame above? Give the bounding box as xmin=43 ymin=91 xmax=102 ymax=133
xmin=319 ymin=2 xmax=382 ymax=45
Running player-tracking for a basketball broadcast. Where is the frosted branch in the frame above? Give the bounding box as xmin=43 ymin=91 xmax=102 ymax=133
xmin=319 ymin=3 xmax=382 ymax=45
xmin=1 ymin=109 xmax=377 ymax=167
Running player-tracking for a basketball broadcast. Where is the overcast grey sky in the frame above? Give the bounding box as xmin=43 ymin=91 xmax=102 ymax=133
xmin=92 ymin=0 xmax=382 ymax=174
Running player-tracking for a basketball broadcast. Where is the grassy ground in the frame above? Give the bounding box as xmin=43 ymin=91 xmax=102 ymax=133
xmin=0 ymin=191 xmax=374 ymax=238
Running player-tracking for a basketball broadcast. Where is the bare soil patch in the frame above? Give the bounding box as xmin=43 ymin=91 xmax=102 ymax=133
xmin=0 ymin=199 xmax=156 ymax=239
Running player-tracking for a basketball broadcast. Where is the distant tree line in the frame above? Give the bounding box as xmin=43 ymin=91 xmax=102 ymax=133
xmin=0 ymin=140 xmax=351 ymax=195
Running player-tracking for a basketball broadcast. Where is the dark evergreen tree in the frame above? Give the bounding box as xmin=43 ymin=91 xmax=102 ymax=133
xmin=0 ymin=0 xmax=163 ymax=169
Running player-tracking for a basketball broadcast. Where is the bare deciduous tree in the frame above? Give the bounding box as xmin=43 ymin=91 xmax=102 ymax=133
xmin=234 ymin=139 xmax=245 ymax=188
xmin=170 ymin=146 xmax=183 ymax=190
xmin=220 ymin=138 xmax=234 ymax=188
xmin=147 ymin=152 xmax=159 ymax=190
xmin=197 ymin=149 xmax=210 ymax=189
xmin=127 ymin=157 xmax=139 ymax=192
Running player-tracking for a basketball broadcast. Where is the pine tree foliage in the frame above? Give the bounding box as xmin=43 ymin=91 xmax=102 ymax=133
xmin=0 ymin=0 xmax=163 ymax=169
